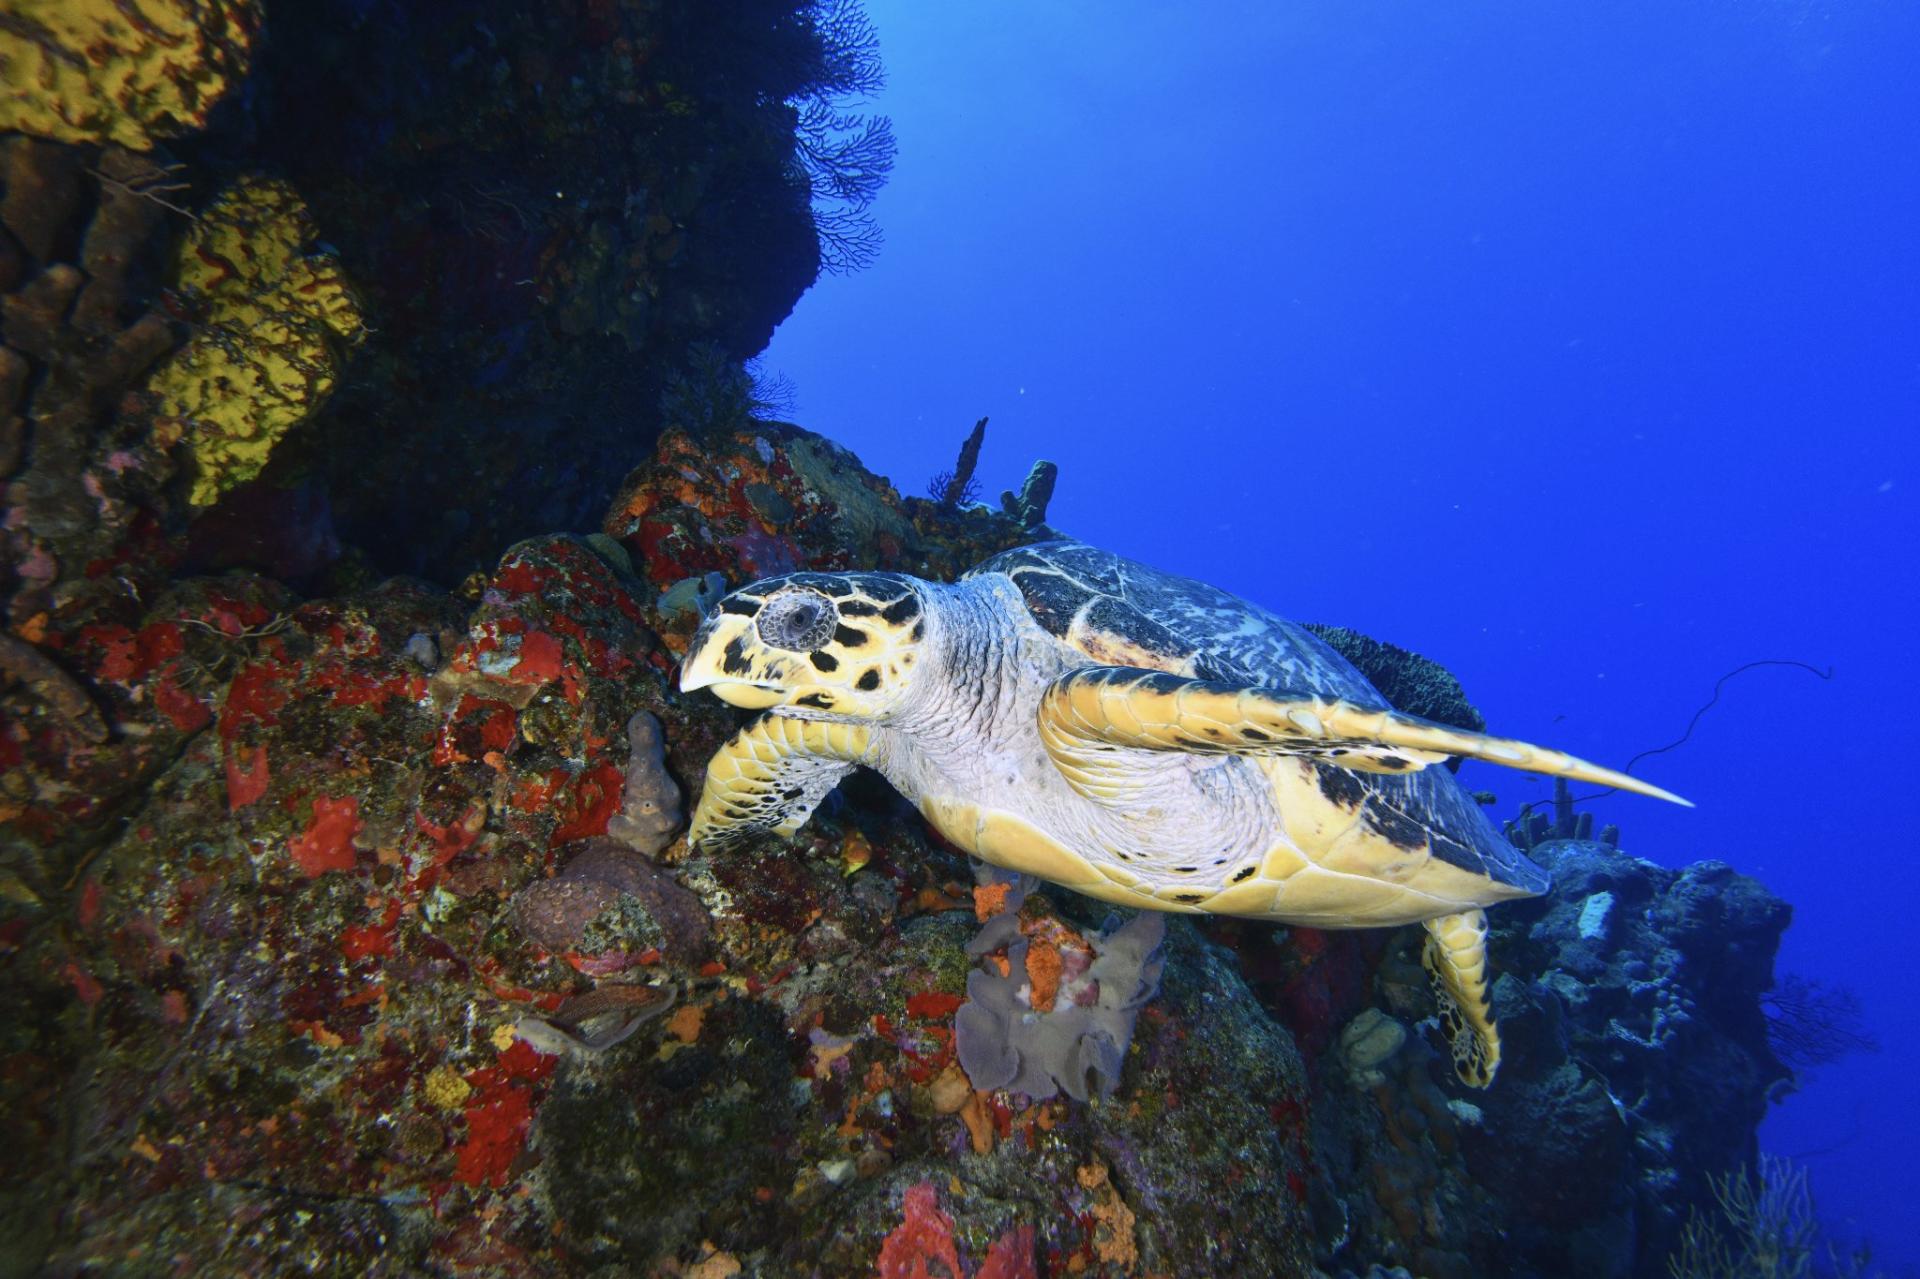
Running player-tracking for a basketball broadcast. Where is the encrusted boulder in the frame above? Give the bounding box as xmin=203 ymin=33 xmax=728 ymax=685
xmin=1295 ymin=836 xmax=1791 ymax=1278
xmin=510 ymin=837 xmax=709 ymax=967
xmin=604 ymin=422 xmax=1040 ymax=652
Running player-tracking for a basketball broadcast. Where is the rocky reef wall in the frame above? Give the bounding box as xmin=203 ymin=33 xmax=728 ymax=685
xmin=0 ymin=418 xmax=1793 ymax=1276
xmin=3 ymin=0 xmax=867 ymax=651
xmin=2 ymin=0 xmax=877 ymax=872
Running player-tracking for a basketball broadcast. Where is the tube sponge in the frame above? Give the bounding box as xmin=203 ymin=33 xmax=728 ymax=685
xmin=0 ymin=0 xmax=259 ymax=151
xmin=605 ymin=710 xmax=683 ymax=856
xmin=144 ymin=176 xmax=365 ymax=506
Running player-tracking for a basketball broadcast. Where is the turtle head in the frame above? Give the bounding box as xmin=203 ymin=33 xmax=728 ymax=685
xmin=680 ymin=572 xmax=929 ymax=721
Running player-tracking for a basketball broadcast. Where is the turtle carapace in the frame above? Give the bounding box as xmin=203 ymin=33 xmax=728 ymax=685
xmin=678 ymin=541 xmax=1688 ymax=1087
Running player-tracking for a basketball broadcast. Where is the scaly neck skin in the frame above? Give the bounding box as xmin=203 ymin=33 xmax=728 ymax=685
xmin=883 ymin=575 xmax=1055 ymax=758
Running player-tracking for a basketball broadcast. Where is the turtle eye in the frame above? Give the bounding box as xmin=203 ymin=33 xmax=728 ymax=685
xmin=756 ymin=589 xmax=836 ymax=651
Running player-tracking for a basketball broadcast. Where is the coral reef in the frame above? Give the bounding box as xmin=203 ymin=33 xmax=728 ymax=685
xmin=147 ymin=175 xmax=365 ymax=506
xmin=0 ymin=430 xmax=1327 ymax=1275
xmin=52 ymin=6 xmax=1844 ymax=1273
xmin=0 ymin=0 xmax=259 ymax=150
xmin=1297 ymin=836 xmax=1792 ymax=1278
xmin=0 ymin=289 xmax=1798 ymax=1273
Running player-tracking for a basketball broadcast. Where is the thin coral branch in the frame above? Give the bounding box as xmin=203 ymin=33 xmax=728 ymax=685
xmin=1670 ymin=1155 xmax=1818 ymax=1279
xmin=87 ymin=160 xmax=196 ymax=219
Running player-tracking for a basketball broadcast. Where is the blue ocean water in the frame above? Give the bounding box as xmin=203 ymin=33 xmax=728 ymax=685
xmin=765 ymin=1 xmax=1920 ymax=1269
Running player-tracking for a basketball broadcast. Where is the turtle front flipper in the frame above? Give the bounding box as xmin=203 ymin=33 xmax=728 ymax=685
xmin=689 ymin=715 xmax=873 ymax=850
xmin=1036 ymin=666 xmax=1689 ymax=805
xmin=1423 ymin=910 xmax=1500 ymax=1087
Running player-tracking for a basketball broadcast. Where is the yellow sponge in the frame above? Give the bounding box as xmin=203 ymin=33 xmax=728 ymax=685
xmin=0 ymin=0 xmax=259 ymax=151
xmin=146 ymin=177 xmax=366 ymax=506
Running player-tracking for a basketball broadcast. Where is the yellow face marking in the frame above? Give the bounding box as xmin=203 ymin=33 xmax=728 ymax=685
xmin=680 ymin=576 xmax=927 ymax=720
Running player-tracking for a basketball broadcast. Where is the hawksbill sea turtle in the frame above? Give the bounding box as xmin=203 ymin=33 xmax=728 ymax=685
xmin=678 ymin=540 xmax=1686 ymax=1086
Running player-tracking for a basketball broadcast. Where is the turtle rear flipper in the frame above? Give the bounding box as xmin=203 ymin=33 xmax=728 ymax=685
xmin=1036 ymin=666 xmax=1689 ymax=805
xmin=688 ymin=716 xmax=872 ymax=849
xmin=1423 ymin=910 xmax=1500 ymax=1087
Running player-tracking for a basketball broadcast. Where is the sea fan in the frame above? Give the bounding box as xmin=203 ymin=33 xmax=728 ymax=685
xmin=926 ymin=468 xmax=981 ymax=507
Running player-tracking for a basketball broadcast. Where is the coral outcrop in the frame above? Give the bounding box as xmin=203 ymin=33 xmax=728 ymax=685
xmin=0 ymin=428 xmax=1322 ymax=1274
xmin=235 ymin=0 xmax=873 ymax=577
xmin=603 ymin=424 xmax=1040 ymax=653
xmin=6 ymin=0 xmax=890 ymax=628
xmin=1299 ymin=837 xmax=1791 ymax=1279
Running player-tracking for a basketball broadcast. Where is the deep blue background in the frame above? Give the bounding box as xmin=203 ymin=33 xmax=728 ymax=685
xmin=765 ymin=1 xmax=1919 ymax=1266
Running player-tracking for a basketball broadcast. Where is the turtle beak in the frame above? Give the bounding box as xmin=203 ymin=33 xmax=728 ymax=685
xmin=705 ymin=682 xmax=787 ymax=709
xmin=680 ymin=615 xmax=786 ymax=708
